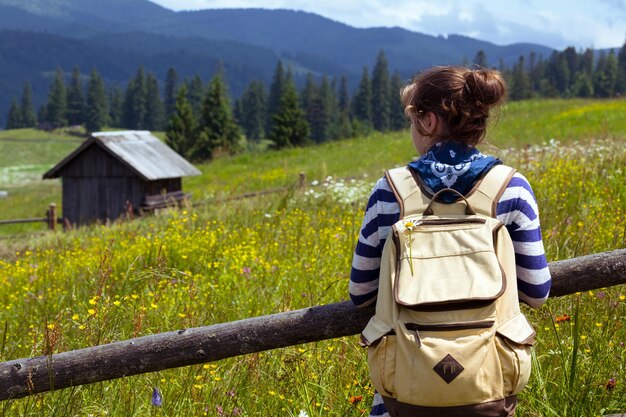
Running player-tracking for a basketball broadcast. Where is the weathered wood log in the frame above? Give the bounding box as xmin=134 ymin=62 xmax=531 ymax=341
xmin=1 ymin=248 xmax=626 ymax=401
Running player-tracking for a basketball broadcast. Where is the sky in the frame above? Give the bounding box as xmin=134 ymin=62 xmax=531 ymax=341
xmin=149 ymin=0 xmax=626 ymax=50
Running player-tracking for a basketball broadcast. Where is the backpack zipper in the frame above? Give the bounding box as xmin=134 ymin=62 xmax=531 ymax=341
xmin=413 ymin=218 xmax=487 ymax=227
xmin=404 ymin=321 xmax=495 ymax=347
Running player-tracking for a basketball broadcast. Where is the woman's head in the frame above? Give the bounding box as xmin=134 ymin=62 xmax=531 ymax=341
xmin=401 ymin=66 xmax=507 ymax=147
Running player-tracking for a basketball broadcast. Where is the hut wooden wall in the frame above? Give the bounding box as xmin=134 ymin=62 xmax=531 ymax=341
xmin=58 ymin=145 xmax=185 ymax=225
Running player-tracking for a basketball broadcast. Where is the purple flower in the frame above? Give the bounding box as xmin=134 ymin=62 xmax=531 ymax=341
xmin=152 ymin=387 xmax=163 ymax=406
xmin=232 ymin=407 xmax=242 ymax=416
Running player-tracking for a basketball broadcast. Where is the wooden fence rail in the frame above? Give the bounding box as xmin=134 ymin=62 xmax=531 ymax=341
xmin=1 ymin=248 xmax=625 ymax=401
xmin=0 ymin=203 xmax=60 ymax=230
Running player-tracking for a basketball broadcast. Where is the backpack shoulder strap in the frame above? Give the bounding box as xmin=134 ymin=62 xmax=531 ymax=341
xmin=466 ymin=165 xmax=517 ymax=217
xmin=385 ymin=166 xmax=428 ymax=218
xmin=385 ymin=164 xmax=517 ymax=218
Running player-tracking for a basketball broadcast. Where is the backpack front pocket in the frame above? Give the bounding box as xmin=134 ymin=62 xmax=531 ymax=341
xmin=367 ymin=334 xmax=397 ymax=398
xmin=393 ymin=321 xmax=504 ymax=407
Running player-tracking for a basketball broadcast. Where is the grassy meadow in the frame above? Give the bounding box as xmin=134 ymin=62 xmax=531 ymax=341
xmin=0 ymin=98 xmax=625 ymax=416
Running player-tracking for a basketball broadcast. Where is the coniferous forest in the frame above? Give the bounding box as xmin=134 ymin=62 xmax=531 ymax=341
xmin=4 ymin=45 xmax=626 ymax=162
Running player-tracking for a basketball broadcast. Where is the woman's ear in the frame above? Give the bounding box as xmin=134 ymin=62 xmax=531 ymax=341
xmin=424 ymin=112 xmax=438 ymax=135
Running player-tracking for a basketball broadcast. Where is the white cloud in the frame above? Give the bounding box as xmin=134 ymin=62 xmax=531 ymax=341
xmin=149 ymin=0 xmax=626 ymax=49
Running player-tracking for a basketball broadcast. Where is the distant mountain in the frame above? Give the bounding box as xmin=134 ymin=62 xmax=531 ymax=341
xmin=0 ymin=0 xmax=557 ymax=128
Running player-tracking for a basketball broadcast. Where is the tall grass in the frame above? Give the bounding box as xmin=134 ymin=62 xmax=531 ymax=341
xmin=0 ymin=99 xmax=625 ymax=415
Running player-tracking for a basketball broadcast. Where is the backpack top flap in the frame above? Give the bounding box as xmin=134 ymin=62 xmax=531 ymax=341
xmin=393 ymin=214 xmax=506 ymax=308
xmin=385 ymin=164 xmax=517 ymax=218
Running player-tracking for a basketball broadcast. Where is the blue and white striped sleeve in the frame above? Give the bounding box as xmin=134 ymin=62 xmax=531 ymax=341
xmin=496 ymin=172 xmax=551 ymax=308
xmin=349 ymin=177 xmax=400 ymax=307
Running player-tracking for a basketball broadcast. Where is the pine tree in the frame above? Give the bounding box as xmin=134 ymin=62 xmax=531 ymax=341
xmin=165 ymin=84 xmax=197 ymax=158
xmin=309 ymin=75 xmax=332 ymax=142
xmin=164 ymin=67 xmax=179 ymax=118
xmin=562 ymin=47 xmax=579 ymax=91
xmin=547 ymin=51 xmax=570 ymax=94
xmin=85 ymin=69 xmax=108 ymax=133
xmin=352 ymin=66 xmax=373 ymax=128
xmin=571 ymin=72 xmax=594 ymax=97
xmin=20 ymin=82 xmax=37 ymax=128
xmin=336 ymin=75 xmax=353 ymax=139
xmin=37 ymin=105 xmax=47 ymax=126
xmin=145 ymin=73 xmax=165 ymax=131
xmin=46 ymin=67 xmax=68 ymax=128
xmin=66 ymin=67 xmax=85 ymax=126
xmin=338 ymin=75 xmax=350 ymax=113
xmin=616 ymin=41 xmax=626 ymax=95
xmin=510 ymin=56 xmax=531 ymax=100
xmin=239 ymin=80 xmax=267 ymax=141
xmin=108 ymin=86 xmax=124 ymax=128
xmin=6 ymin=98 xmax=22 ymax=129
xmin=321 ymin=75 xmax=340 ymax=140
xmin=122 ymin=66 xmax=147 ymax=129
xmin=371 ymin=50 xmax=391 ymax=131
xmin=389 ymin=71 xmax=407 ymax=130
xmin=300 ymin=73 xmax=328 ymax=143
xmin=473 ymin=50 xmax=488 ymax=68
xmin=191 ymin=72 xmax=241 ymax=161
xmin=266 ymin=60 xmax=286 ymax=135
xmin=269 ymin=69 xmax=309 ymax=149
xmin=187 ymin=74 xmax=204 ymax=121
xmin=580 ymin=48 xmax=594 ymax=75
xmin=593 ymin=50 xmax=618 ymax=97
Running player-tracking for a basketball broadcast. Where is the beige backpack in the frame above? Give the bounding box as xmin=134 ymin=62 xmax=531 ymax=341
xmin=361 ymin=165 xmax=536 ymax=411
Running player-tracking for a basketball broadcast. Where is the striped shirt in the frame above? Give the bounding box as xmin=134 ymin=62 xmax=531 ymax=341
xmin=349 ymin=171 xmax=551 ymax=417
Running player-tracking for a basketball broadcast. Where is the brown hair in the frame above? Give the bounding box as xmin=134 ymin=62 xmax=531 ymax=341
xmin=401 ymin=66 xmax=507 ymax=146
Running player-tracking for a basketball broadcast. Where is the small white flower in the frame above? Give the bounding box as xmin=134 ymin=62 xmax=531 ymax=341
xmin=298 ymin=411 xmax=309 ymax=417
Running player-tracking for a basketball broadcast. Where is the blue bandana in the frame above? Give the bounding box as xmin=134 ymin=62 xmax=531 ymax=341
xmin=407 ymin=141 xmax=501 ymax=203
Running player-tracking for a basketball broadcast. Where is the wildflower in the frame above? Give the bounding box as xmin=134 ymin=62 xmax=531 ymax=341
xmin=597 ymin=291 xmax=607 ymax=300
xmin=606 ymin=378 xmax=617 ymax=391
xmin=151 ymin=387 xmax=163 ymax=406
xmin=232 ymin=408 xmax=242 ymax=416
xmin=555 ymin=313 xmax=571 ymax=323
xmin=298 ymin=411 xmax=309 ymax=417
xmin=404 ymin=220 xmax=418 ymax=276
xmin=216 ymin=405 xmax=224 ymax=416
xmin=349 ymin=395 xmax=363 ymax=405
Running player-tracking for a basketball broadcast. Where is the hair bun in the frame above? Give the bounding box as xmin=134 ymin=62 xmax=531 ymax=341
xmin=463 ymin=69 xmax=507 ymax=108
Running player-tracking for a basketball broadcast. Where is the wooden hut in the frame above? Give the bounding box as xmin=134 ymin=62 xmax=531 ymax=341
xmin=43 ymin=130 xmax=201 ymax=226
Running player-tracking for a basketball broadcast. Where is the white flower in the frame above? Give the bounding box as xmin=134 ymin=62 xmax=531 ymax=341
xmin=298 ymin=411 xmax=309 ymax=417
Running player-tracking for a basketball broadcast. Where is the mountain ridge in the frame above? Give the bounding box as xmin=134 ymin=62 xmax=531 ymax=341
xmin=0 ymin=0 xmax=560 ymax=128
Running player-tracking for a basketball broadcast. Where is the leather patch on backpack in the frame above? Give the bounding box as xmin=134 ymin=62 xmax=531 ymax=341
xmin=434 ymin=354 xmax=464 ymax=383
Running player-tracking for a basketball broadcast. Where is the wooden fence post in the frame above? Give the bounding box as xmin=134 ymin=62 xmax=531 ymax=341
xmin=299 ymin=172 xmax=307 ymax=189
xmin=47 ymin=203 xmax=57 ymax=231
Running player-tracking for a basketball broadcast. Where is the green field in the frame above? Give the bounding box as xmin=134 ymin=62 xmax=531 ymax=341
xmin=0 ymin=98 xmax=625 ymax=416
